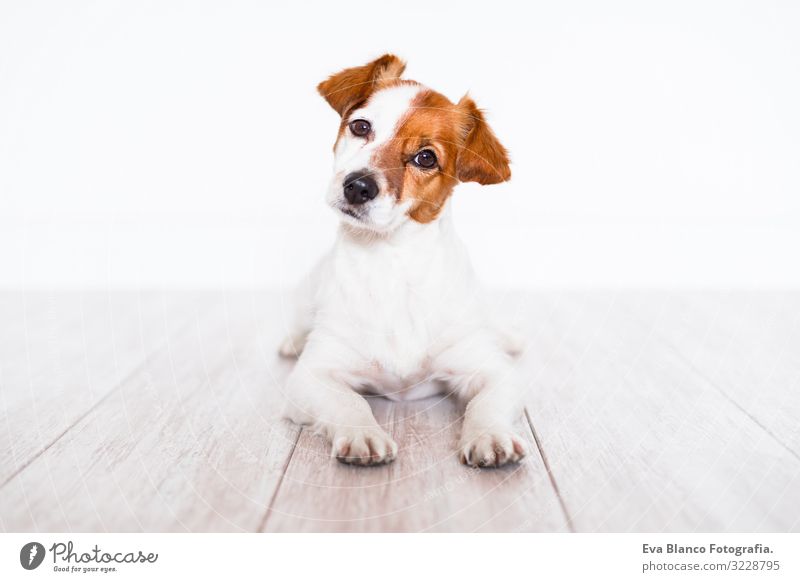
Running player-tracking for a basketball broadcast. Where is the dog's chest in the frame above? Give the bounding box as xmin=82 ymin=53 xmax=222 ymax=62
xmin=319 ymin=236 xmax=467 ymax=389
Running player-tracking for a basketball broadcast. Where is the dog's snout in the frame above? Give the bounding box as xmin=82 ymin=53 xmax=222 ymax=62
xmin=343 ymin=172 xmax=379 ymax=205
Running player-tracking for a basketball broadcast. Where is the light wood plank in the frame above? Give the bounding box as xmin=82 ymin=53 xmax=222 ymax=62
xmin=624 ymin=291 xmax=800 ymax=457
xmin=0 ymin=291 xmax=299 ymax=532
xmin=511 ymin=291 xmax=800 ymax=532
xmin=264 ymin=395 xmax=569 ymax=532
xmin=0 ymin=291 xmax=196 ymax=485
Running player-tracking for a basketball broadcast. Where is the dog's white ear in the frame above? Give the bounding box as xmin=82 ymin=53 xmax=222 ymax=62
xmin=456 ymin=95 xmax=511 ymax=185
xmin=317 ymin=54 xmax=406 ymax=116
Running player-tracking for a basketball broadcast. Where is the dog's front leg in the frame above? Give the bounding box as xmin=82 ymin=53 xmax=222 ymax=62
xmin=459 ymin=383 xmax=528 ymax=467
xmin=282 ymin=359 xmax=398 ymax=466
xmin=441 ymin=342 xmax=528 ymax=467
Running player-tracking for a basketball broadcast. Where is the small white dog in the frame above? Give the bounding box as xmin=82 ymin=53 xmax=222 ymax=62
xmin=281 ymin=54 xmax=526 ymax=467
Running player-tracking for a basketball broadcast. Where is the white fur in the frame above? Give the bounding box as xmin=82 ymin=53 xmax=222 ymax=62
xmin=281 ymin=85 xmax=526 ymax=467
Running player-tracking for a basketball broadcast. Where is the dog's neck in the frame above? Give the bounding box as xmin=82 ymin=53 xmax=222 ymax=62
xmin=333 ymin=203 xmax=467 ymax=294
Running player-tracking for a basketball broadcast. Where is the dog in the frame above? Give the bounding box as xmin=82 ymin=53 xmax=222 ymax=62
xmin=280 ymin=54 xmax=526 ymax=468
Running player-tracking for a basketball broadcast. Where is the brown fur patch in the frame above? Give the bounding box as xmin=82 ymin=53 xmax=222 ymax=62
xmin=317 ymin=54 xmax=407 ymax=117
xmin=371 ymin=89 xmax=510 ymax=223
xmin=455 ymin=96 xmax=511 ymax=184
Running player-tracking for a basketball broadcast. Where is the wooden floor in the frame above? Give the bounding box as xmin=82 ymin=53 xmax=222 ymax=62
xmin=1 ymin=290 xmax=798 ymax=532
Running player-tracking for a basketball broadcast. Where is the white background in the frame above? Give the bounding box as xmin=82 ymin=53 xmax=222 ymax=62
xmin=1 ymin=0 xmax=798 ymax=289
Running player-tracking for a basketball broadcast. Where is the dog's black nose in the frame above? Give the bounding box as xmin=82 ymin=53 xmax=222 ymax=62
xmin=343 ymin=172 xmax=379 ymax=205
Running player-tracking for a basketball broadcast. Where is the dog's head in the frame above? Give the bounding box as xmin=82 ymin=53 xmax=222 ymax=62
xmin=318 ymin=54 xmax=511 ymax=233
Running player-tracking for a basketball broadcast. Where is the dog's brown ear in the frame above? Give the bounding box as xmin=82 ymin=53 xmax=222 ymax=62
xmin=455 ymin=95 xmax=511 ymax=184
xmin=317 ymin=54 xmax=406 ymax=116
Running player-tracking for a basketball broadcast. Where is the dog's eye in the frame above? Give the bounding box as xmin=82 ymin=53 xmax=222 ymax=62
xmin=349 ymin=119 xmax=371 ymax=137
xmin=412 ymin=149 xmax=437 ymax=169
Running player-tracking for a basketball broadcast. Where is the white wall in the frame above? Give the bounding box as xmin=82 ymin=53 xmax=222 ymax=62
xmin=1 ymin=0 xmax=798 ymax=289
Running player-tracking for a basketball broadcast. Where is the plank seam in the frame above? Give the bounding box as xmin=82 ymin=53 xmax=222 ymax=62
xmin=257 ymin=425 xmax=302 ymax=532
xmin=525 ymin=407 xmax=576 ymax=532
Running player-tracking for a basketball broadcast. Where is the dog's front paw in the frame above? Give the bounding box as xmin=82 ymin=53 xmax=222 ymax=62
xmin=332 ymin=426 xmax=398 ymax=466
xmin=459 ymin=430 xmax=527 ymax=467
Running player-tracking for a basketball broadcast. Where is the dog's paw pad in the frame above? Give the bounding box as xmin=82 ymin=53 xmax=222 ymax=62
xmin=459 ymin=431 xmax=526 ymax=467
xmin=332 ymin=427 xmax=398 ymax=466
